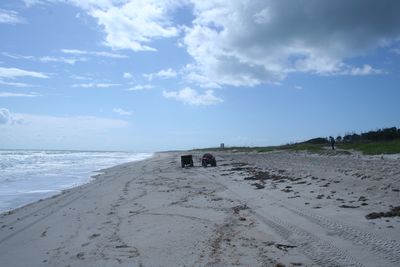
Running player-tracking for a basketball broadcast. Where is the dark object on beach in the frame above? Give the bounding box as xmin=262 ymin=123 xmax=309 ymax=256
xmin=252 ymin=182 xmax=265 ymax=189
xmin=366 ymin=206 xmax=400 ymax=219
xmin=181 ymin=155 xmax=194 ymax=168
xmin=275 ymin=243 xmax=297 ymax=251
xmin=202 ymin=153 xmax=217 ymax=167
xmin=339 ymin=204 xmax=360 ymax=209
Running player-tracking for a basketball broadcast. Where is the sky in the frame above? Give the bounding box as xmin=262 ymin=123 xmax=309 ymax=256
xmin=0 ymin=0 xmax=400 ymax=152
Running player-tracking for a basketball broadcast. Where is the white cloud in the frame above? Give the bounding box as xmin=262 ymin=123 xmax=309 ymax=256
xmin=182 ymin=1 xmax=400 ymax=87
xmin=93 ymin=51 xmax=127 ymax=58
xmin=39 ymin=56 xmax=84 ymax=65
xmin=23 ymin=1 xmax=400 ymax=88
xmin=2 ymin=52 xmax=86 ymax=65
xmin=0 ymin=92 xmax=39 ymax=98
xmin=309 ymin=62 xmax=386 ymax=76
xmin=123 ymin=72 xmax=133 ymax=79
xmin=1 ymin=52 xmax=34 ymax=60
xmin=60 ymin=49 xmax=87 ymax=55
xmin=72 ymin=83 xmax=119 ymax=88
xmin=0 ymin=67 xmax=48 ymax=79
xmin=144 ymin=68 xmax=177 ymax=80
xmin=113 ymin=108 xmax=132 ymax=116
xmin=70 ymin=74 xmax=92 ymax=80
xmin=294 ymin=85 xmax=303 ymax=90
xmin=24 ymin=1 xmax=181 ymax=52
xmin=0 ymin=108 xmax=12 ymax=124
xmin=348 ymin=64 xmax=385 ymax=76
xmin=163 ymin=87 xmax=223 ymax=106
xmin=183 ymin=66 xmax=221 ymax=88
xmin=0 ymin=9 xmax=25 ymax=24
xmin=60 ymin=49 xmax=127 ymax=58
xmin=0 ymin=108 xmax=25 ymax=125
xmin=89 ymin=1 xmax=180 ymax=51
xmin=0 ymin=79 xmax=33 ymax=87
xmin=155 ymin=68 xmax=177 ymax=78
xmin=40 ymin=0 xmax=182 ymax=52
xmin=23 ymin=0 xmax=45 ymax=7
xmin=127 ymin=84 xmax=154 ymax=91
xmin=61 ymin=0 xmax=115 ymax=10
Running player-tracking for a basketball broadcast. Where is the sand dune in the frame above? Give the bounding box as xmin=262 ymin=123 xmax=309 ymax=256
xmin=0 ymin=151 xmax=399 ymax=266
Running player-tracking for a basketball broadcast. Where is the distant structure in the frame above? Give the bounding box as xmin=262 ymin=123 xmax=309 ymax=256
xmin=220 ymin=143 xmax=225 ymax=149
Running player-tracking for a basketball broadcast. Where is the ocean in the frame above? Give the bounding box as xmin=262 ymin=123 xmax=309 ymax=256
xmin=0 ymin=150 xmax=152 ymax=213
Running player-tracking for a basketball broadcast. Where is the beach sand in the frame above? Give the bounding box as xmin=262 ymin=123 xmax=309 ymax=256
xmin=0 ymin=151 xmax=399 ymax=266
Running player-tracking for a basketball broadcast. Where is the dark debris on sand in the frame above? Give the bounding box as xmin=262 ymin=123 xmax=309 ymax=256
xmin=244 ymin=171 xmax=289 ymax=182
xmin=339 ymin=204 xmax=360 ymax=209
xmin=366 ymin=206 xmax=400 ymax=219
xmin=223 ymin=162 xmax=304 ymax=190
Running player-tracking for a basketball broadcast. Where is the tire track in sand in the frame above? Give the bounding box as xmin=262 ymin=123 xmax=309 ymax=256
xmin=280 ymin=203 xmax=400 ymax=263
xmin=250 ymin=210 xmax=364 ymax=267
xmin=191 ymin=167 xmax=365 ymax=267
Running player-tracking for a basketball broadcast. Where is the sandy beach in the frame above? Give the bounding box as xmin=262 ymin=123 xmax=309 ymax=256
xmin=0 ymin=151 xmax=399 ymax=267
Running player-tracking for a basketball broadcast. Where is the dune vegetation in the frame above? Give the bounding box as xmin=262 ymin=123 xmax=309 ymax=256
xmin=195 ymin=127 xmax=400 ymax=155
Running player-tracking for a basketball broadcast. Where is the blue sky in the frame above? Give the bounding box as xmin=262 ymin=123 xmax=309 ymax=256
xmin=1 ymin=0 xmax=400 ymax=152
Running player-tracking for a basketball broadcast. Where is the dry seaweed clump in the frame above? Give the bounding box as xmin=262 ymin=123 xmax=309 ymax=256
xmin=366 ymin=206 xmax=400 ymax=219
xmin=244 ymin=171 xmax=290 ymax=182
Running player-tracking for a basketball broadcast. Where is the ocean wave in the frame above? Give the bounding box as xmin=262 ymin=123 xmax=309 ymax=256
xmin=0 ymin=150 xmax=152 ymax=213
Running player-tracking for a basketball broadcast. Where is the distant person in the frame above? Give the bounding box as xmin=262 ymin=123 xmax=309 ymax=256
xmin=329 ymin=136 xmax=335 ymax=150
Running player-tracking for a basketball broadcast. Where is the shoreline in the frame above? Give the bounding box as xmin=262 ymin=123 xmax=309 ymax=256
xmin=0 ymin=151 xmax=399 ymax=266
xmin=0 ymin=152 xmax=154 ymax=215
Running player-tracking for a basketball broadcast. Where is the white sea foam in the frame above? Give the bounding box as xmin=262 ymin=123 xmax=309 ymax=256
xmin=0 ymin=150 xmax=152 ymax=213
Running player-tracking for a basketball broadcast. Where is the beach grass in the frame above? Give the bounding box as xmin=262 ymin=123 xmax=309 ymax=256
xmin=193 ymin=144 xmax=321 ymax=153
xmin=194 ymin=138 xmax=400 ymax=155
xmin=278 ymin=143 xmax=324 ymax=153
xmin=253 ymin=146 xmax=275 ymax=153
xmin=193 ymin=146 xmax=275 ymax=153
xmin=338 ymin=139 xmax=400 ymax=155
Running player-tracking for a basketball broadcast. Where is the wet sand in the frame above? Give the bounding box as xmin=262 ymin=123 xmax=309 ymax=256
xmin=0 ymin=151 xmax=399 ymax=266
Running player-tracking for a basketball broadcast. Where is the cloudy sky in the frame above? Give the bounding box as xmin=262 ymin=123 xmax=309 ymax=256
xmin=1 ymin=0 xmax=400 ymax=151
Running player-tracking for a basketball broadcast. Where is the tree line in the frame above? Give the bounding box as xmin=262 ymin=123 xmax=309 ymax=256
xmin=304 ymin=127 xmax=400 ymax=144
xmin=339 ymin=127 xmax=400 ymax=143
